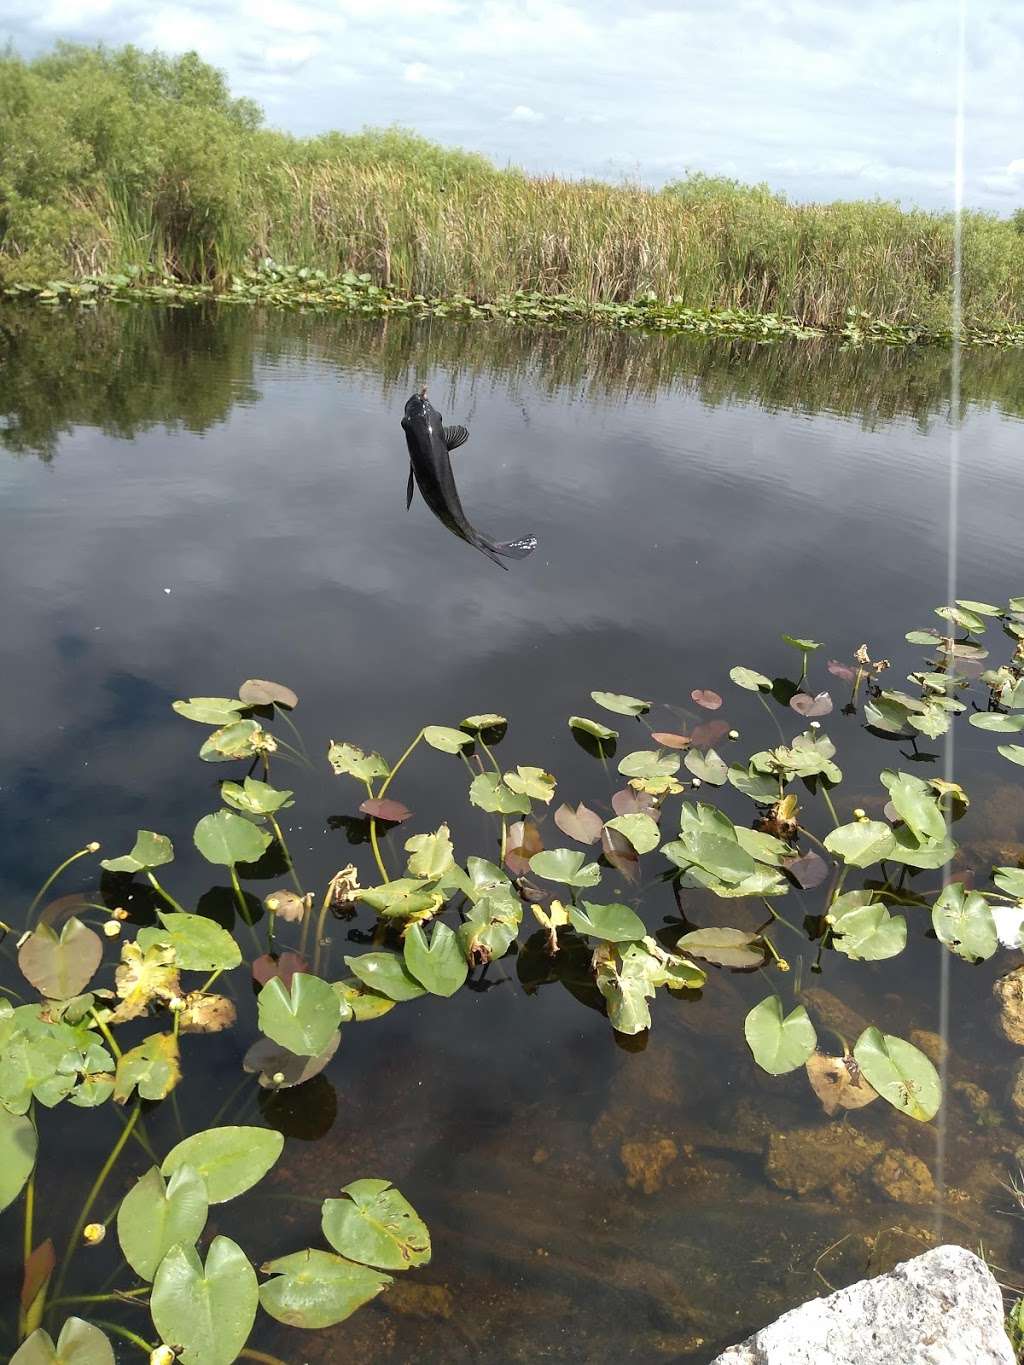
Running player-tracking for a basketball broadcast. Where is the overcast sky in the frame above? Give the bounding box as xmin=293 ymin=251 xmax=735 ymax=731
xmin=4 ymin=0 xmax=1023 ymax=210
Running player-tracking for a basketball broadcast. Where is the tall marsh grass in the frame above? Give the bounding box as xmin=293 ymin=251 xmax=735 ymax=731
xmin=3 ymin=44 xmax=1024 ymax=330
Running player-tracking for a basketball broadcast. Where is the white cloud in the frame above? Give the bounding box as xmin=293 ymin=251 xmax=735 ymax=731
xmin=262 ymin=39 xmax=321 ymax=71
xmin=507 ymin=104 xmax=544 ymax=123
xmin=403 ymin=61 xmax=459 ymax=93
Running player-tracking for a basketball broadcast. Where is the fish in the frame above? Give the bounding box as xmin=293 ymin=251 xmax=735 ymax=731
xmin=401 ymin=389 xmax=537 ymax=570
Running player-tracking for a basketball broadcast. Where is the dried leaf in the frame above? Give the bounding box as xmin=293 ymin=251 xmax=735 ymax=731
xmin=264 ymin=890 xmax=310 ymax=923
xmin=805 ymin=1050 xmax=879 ymax=1116
xmin=178 ymin=993 xmax=237 ymax=1034
xmin=691 ymin=690 xmax=722 ymax=711
xmin=359 ymin=799 xmax=413 ymax=824
xmin=611 ymin=788 xmax=660 ymax=820
xmin=789 ymin=691 xmax=834 ymax=718
xmin=251 ymin=952 xmax=309 ymax=989
xmin=553 ymin=802 xmax=604 ymax=844
xmin=111 ymin=942 xmax=180 ymax=1023
xmin=650 ymin=731 xmax=690 ymax=750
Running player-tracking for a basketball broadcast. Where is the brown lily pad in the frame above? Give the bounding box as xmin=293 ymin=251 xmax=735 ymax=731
xmin=360 ymin=798 xmax=413 ymax=824
xmin=806 ymin=1050 xmax=879 ymax=1116
xmin=691 ymin=689 xmax=722 ymax=711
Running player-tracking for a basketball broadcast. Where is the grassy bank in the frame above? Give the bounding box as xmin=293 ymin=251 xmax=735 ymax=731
xmin=3 ymin=44 xmax=1024 ymax=334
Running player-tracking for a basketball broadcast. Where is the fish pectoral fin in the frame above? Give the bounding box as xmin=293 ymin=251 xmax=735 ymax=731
xmin=443 ymin=424 xmax=469 ymax=452
xmin=406 ymin=464 xmax=415 ymax=509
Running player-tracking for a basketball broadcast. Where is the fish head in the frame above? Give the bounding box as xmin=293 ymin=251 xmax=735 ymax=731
xmin=403 ymin=391 xmax=434 ymax=425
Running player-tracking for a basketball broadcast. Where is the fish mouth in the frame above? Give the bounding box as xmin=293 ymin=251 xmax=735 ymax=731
xmin=404 ymin=391 xmax=430 ymax=419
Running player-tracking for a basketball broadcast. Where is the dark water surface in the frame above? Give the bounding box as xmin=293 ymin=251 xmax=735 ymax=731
xmin=2 ymin=305 xmax=1024 ymax=1361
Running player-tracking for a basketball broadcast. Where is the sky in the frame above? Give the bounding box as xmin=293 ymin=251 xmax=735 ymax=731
xmin=4 ymin=0 xmax=1024 ymax=210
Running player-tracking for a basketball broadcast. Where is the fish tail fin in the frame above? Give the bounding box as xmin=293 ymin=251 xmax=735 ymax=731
xmin=492 ymin=535 xmax=537 ymax=560
xmin=472 ymin=537 xmax=510 ymax=570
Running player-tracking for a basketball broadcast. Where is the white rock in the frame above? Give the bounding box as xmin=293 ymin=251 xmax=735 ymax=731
xmin=710 ymin=1244 xmax=1014 ymax=1365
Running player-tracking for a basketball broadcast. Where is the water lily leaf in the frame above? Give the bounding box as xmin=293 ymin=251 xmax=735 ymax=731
xmin=827 ymin=891 xmax=907 ymax=961
xmin=138 ymin=912 xmax=242 ymax=972
xmin=356 ymin=879 xmax=439 ymax=922
xmin=650 ymin=730 xmax=690 ymax=749
xmin=554 ymin=802 xmax=603 ymax=845
xmin=330 ymin=979 xmax=396 ymax=1022
xmin=936 ymin=604 xmax=986 ymax=633
xmin=264 ymin=890 xmax=307 ymax=923
xmin=593 ymin=942 xmax=657 ymax=1033
xmin=259 ymin=1249 xmax=390 ymax=1328
xmin=729 ymin=666 xmax=772 ymax=692
xmin=617 ymin=750 xmax=680 ymax=780
xmin=405 ymin=824 xmax=455 ymax=879
xmin=18 ymin=919 xmax=102 ymax=1001
xmin=504 ymin=766 xmax=556 ymax=804
xmin=460 ymin=713 xmax=507 ymax=733
xmin=221 ymin=777 xmax=294 ymax=815
xmin=468 ymin=772 xmax=531 ymax=815
xmin=258 ymin=974 xmax=341 ymax=1057
xmin=238 ymin=679 xmax=298 ymax=708
xmin=789 ymin=691 xmax=833 ymax=718
xmin=10 ymin=1318 xmax=114 ymax=1365
xmin=422 ymin=725 xmax=473 ymax=754
xmin=994 ymin=866 xmax=1024 ymax=898
xmin=604 ymin=813 xmax=660 ymax=855
xmin=457 ymin=893 xmax=522 ymax=965
xmin=113 ymin=1032 xmax=180 ymax=1103
xmin=591 ymin=691 xmax=650 ymax=717
xmin=728 ymin=763 xmax=780 ymax=802
xmin=677 ymin=928 xmax=765 ymax=968
xmin=611 ymin=788 xmax=660 ymax=819
xmin=151 ymin=1237 xmax=258 ymax=1365
xmin=691 ymin=689 xmax=722 ymax=710
xmin=359 ymin=798 xmax=412 ymax=823
xmin=344 ymin=952 xmax=427 ymax=1001
xmin=852 ymin=1028 xmax=940 ymax=1122
xmin=662 ymin=828 xmax=756 ymax=886
xmin=568 ymin=900 xmax=646 ymax=942
xmin=161 ymin=1126 xmax=284 ymax=1204
xmin=886 ymin=826 xmax=956 ymax=870
xmin=199 ymin=719 xmax=265 ymax=763
xmin=907 ymin=703 xmax=951 ymax=739
xmin=403 ymin=922 xmax=467 ymax=997
xmin=734 ymin=827 xmax=789 ymax=865
xmin=823 ymin=820 xmax=896 ymax=868
xmin=529 ymin=849 xmax=601 ymax=888
xmin=177 ymin=992 xmax=236 ymax=1033
xmin=970 ymin=711 xmax=1024 ymax=733
xmin=782 ymin=635 xmax=823 ymax=653
xmin=0 ymin=1027 xmax=69 ymax=1114
xmin=173 ymin=697 xmax=248 ymax=726
xmin=864 ymin=697 xmax=912 ymax=734
xmin=504 ymin=818 xmax=543 ymax=876
xmin=931 ymin=883 xmax=997 ymax=963
xmin=117 ymin=1164 xmax=209 ymax=1281
xmin=111 ymin=942 xmax=179 ymax=1022
xmin=100 ymin=830 xmax=173 ymax=873
xmin=601 ymin=825 xmax=639 ymax=880
xmin=992 ymin=904 xmax=1024 ymax=949
xmin=568 ymin=716 xmax=618 ymax=741
xmin=322 ymin=1179 xmax=431 ymax=1271
xmin=879 ymin=770 xmax=946 ymax=842
xmin=327 ymin=741 xmax=390 ymax=782
xmin=194 ymin=810 xmax=271 ymax=868
xmin=684 ymin=747 xmax=728 ymax=785
xmin=0 ymin=1107 xmax=36 ymax=1213
xmin=243 ymin=1032 xmax=339 ymax=1089
xmin=827 ymin=660 xmax=859 ymax=681
xmin=783 ymin=851 xmax=829 ymax=889
xmin=805 ymin=1052 xmax=879 ymax=1116
xmin=744 ymin=996 xmax=816 ymax=1075
xmin=956 ymin=599 xmax=1002 ymax=617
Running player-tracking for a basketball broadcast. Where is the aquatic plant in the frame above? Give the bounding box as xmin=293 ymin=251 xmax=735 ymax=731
xmin=5 ymin=592 xmax=1024 ymax=1357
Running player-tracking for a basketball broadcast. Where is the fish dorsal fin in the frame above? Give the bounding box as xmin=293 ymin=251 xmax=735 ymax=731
xmin=443 ymin=424 xmax=469 ymax=452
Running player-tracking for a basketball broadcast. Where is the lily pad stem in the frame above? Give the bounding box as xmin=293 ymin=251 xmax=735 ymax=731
xmin=796 ymin=824 xmax=829 ymax=853
xmin=47 ymin=1288 xmax=149 ymax=1309
xmin=145 ymin=871 xmax=188 ymax=916
xmin=228 ymin=866 xmax=254 ymax=926
xmin=757 ymin=690 xmax=786 ymax=742
xmin=378 ymin=729 xmax=425 ymax=799
xmin=198 ymin=967 xmax=224 ymax=994
xmin=269 ymin=816 xmax=304 ymax=898
xmin=819 ymin=784 xmax=840 ymax=828
xmin=22 ymin=1165 xmax=34 ymax=1266
xmin=88 ymin=1320 xmax=155 ymax=1356
xmin=26 ymin=844 xmax=101 ymax=925
xmin=89 ymin=1009 xmax=122 ymax=1061
xmin=364 ymin=781 xmax=389 ymax=884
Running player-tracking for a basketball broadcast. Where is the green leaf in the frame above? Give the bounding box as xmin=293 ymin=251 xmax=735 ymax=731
xmin=257 ymin=974 xmax=342 ymax=1056
xmin=18 ymin=919 xmax=102 ymax=1000
xmin=327 ymin=742 xmax=390 ymax=782
xmin=11 ymin=1319 xmax=114 ymax=1365
xmin=684 ymin=747 xmax=728 ymax=784
xmin=853 ymin=1028 xmax=941 ymax=1122
xmin=355 ymin=879 xmax=438 ymax=922
xmin=0 ymin=1107 xmax=36 ymax=1213
xmin=173 ymin=697 xmax=248 ymax=726
xmin=220 ymin=777 xmax=294 ymax=815
xmin=590 ymin=690 xmax=650 ymax=716
xmin=113 ymin=1033 xmax=180 ymax=1103
xmin=864 ymin=697 xmax=912 ymax=734
xmin=734 ymin=827 xmax=790 ymax=865
xmin=321 ymin=1179 xmax=431 ymax=1271
xmin=404 ymin=824 xmax=455 ymax=879
xmin=969 ymin=712 xmax=1024 ymax=732
xmin=151 ymin=1237 xmax=258 ymax=1365
xmin=935 ymin=604 xmax=986 ymax=633
xmin=744 ymin=996 xmax=816 ymax=1075
xmin=886 ymin=826 xmax=956 ymax=870
xmin=593 ymin=943 xmax=657 ymax=1033
xmin=568 ymin=900 xmax=646 ymax=942
xmin=138 ymin=912 xmax=242 ymax=972
xmin=529 ymin=848 xmax=601 ymax=888
xmin=827 ymin=892 xmax=907 ymax=961
xmin=457 ymin=893 xmax=522 ymax=963
xmin=617 ymin=750 xmax=680 ymax=780
xmin=99 ymin=830 xmax=173 ymax=873
xmin=931 ymin=883 xmax=998 ymax=963
xmin=193 ymin=810 xmax=272 ymax=867
xmin=728 ymin=763 xmax=781 ymax=802
xmin=199 ymin=719 xmax=265 ymax=763
xmin=729 ymin=666 xmax=772 ymax=691
xmin=568 ymin=715 xmax=618 ymax=741
xmin=403 ymin=923 xmax=467 ymax=997
xmin=259 ymin=1249 xmax=391 ymax=1328
xmin=504 ymin=765 xmax=556 ymax=803
xmin=956 ymin=599 xmax=1002 ymax=617
xmin=422 ymin=725 xmax=473 ymax=754
xmin=117 ymin=1164 xmax=209 ymax=1281
xmin=161 ymin=1126 xmax=284 ymax=1204
xmin=468 ymin=772 xmax=531 ymax=815
xmin=331 ymin=979 xmax=396 ymax=1022
xmin=880 ymin=770 xmax=946 ymax=842
xmin=459 ymin=713 xmax=507 ymax=733
xmin=344 ymin=953 xmax=427 ymax=1002
xmin=663 ymin=827 xmax=756 ymax=885
xmin=994 ymin=866 xmax=1024 ymax=898
xmin=677 ymin=927 xmax=765 ymax=967
xmin=604 ymin=813 xmax=660 ymax=855
xmin=823 ymin=820 xmax=896 ymax=868
xmin=782 ymin=635 xmax=823 ymax=652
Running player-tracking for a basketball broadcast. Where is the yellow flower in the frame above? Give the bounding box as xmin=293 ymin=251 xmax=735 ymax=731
xmin=83 ymin=1222 xmax=106 ymax=1245
xmin=102 ymin=920 xmax=122 ymax=938
xmin=150 ymin=1348 xmax=176 ymax=1365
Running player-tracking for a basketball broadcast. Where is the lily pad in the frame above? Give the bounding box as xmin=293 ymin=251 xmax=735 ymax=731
xmin=968 ymin=712 xmax=1024 ymax=733
xmin=221 ymin=777 xmax=294 ymax=815
xmin=359 ymin=798 xmax=413 ymax=823
xmin=238 ymin=679 xmax=298 ymax=708
xmin=823 ymin=820 xmax=896 ymax=868
xmin=422 ymin=725 xmax=473 ymax=754
xmin=591 ymin=691 xmax=650 ymax=717
xmin=0 ymin=1107 xmax=37 ymax=1214
xmin=113 ymin=1032 xmax=180 ymax=1103
xmin=10 ymin=1319 xmax=114 ymax=1365
xmin=782 ymin=635 xmax=823 ymax=653
xmin=257 ymin=974 xmax=342 ymax=1057
xmin=650 ymin=731 xmax=690 ymax=749
xmin=321 ymin=1179 xmax=431 ymax=1271
xmin=880 ymin=770 xmax=946 ymax=842
xmin=161 ymin=1126 xmax=284 ymax=1204
xmin=504 ymin=766 xmax=556 ymax=803
xmin=553 ymin=802 xmax=604 ymax=845
xmin=259 ymin=1249 xmax=390 ymax=1329
xmin=684 ymin=747 xmax=728 ymax=785
xmin=827 ymin=892 xmax=907 ymax=961
xmin=243 ymin=1033 xmax=340 ymax=1089
xmin=617 ymin=750 xmax=680 ymax=780
xmin=604 ymin=813 xmax=660 ymax=855
xmin=744 ymin=996 xmax=817 ymax=1075
xmin=138 ymin=912 xmax=242 ymax=972
xmin=852 ymin=1028 xmax=941 ymax=1122
xmin=568 ymin=716 xmax=618 ymax=742
xmin=789 ymin=691 xmax=833 ymax=718
xmin=327 ymin=742 xmax=390 ymax=782
xmin=568 ymin=900 xmax=646 ymax=942
xmin=691 ymin=689 xmax=722 ymax=710
xmin=100 ymin=829 xmax=173 ymax=873
xmin=18 ymin=919 xmax=102 ymax=1001
xmin=199 ymin=719 xmax=266 ymax=763
xmin=173 ymin=697 xmax=248 ymax=726
xmin=151 ymin=1237 xmax=258 ymax=1365
xmin=344 ymin=952 xmax=427 ymax=1002
xmin=931 ymin=883 xmax=998 ymax=963
xmin=117 ymin=1164 xmax=209 ymax=1281
xmin=194 ymin=811 xmax=272 ymax=867
xmin=677 ymin=927 xmax=765 ymax=968
xmin=529 ymin=848 xmax=601 ymax=888
xmin=405 ymin=824 xmax=455 ymax=879
xmin=468 ymin=772 xmax=531 ymax=815
xmin=729 ymin=666 xmax=772 ymax=692
xmin=403 ymin=922 xmax=467 ymax=997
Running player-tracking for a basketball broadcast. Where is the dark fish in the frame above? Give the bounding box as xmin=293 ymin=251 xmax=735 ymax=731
xmin=401 ymin=390 xmax=536 ymax=570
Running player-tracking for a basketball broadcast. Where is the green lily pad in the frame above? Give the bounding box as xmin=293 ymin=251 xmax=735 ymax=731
xmin=138 ymin=912 xmax=242 ymax=972
xmin=403 ymin=922 xmax=468 ymax=997
xmin=684 ymin=747 xmax=728 ymax=785
xmin=568 ymin=900 xmax=646 ymax=942
xmin=468 ymin=772 xmax=531 ymax=815
xmin=356 ymin=879 xmax=439 ymax=922
xmin=10 ymin=1319 xmax=114 ymax=1365
xmin=994 ymin=866 xmax=1024 ymax=898
xmin=880 ymin=770 xmax=946 ymax=842
xmin=853 ymin=1028 xmax=941 ymax=1122
xmin=194 ymin=810 xmax=272 ymax=867
xmin=744 ymin=995 xmax=817 ymax=1075
xmin=504 ymin=766 xmax=556 ymax=803
xmin=173 ymin=697 xmax=248 ymax=726
xmin=259 ymin=1249 xmax=391 ymax=1329
xmin=529 ymin=848 xmax=601 ymax=888
xmin=677 ymin=927 xmax=765 ymax=968
xmin=782 ymin=635 xmax=823 ymax=652
xmin=221 ymin=777 xmax=294 ymax=815
xmin=422 ymin=725 xmax=473 ymax=754
xmin=931 ymin=883 xmax=998 ymax=963
xmin=823 ymin=820 xmax=896 ymax=868
xmin=100 ymin=830 xmax=174 ymax=873
xmin=405 ymin=825 xmax=455 ymax=879
xmin=321 ymin=1179 xmax=431 ymax=1271
xmin=327 ymin=742 xmax=390 ymax=782
xmin=604 ymin=813 xmax=660 ymax=855
xmin=0 ymin=1107 xmax=37 ymax=1213
xmin=590 ymin=691 xmax=650 ymax=717
xmin=827 ymin=891 xmax=907 ymax=961
xmin=199 ymin=719 xmax=266 ymax=763
xmin=151 ymin=1237 xmax=258 ymax=1365
xmin=459 ymin=713 xmax=507 ymax=733
xmin=18 ymin=918 xmax=102 ymax=1000
xmin=344 ymin=952 xmax=427 ymax=1002
xmin=956 ymin=599 xmax=1002 ymax=617
xmin=728 ymin=763 xmax=781 ymax=802
xmin=885 ymin=826 xmax=956 ymax=870
xmin=729 ymin=666 xmax=773 ymax=692
xmin=617 ymin=750 xmax=680 ymax=780
xmin=162 ymin=1127 xmax=284 ymax=1204
xmin=969 ymin=712 xmax=1024 ymax=732
xmin=113 ymin=1032 xmax=180 ymax=1103
xmin=257 ymin=974 xmax=342 ymax=1057
xmin=568 ymin=716 xmax=618 ymax=741
xmin=117 ymin=1164 xmax=209 ymax=1281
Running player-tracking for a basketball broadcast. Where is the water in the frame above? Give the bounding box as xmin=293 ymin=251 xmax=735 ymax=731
xmin=2 ymin=304 xmax=1024 ymax=1360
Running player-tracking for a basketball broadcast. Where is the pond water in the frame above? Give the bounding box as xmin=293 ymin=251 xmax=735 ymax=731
xmin=2 ymin=305 xmax=1024 ymax=1361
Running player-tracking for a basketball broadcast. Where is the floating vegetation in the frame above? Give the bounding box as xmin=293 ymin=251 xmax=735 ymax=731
xmin=5 ymin=595 xmax=1024 ymax=1357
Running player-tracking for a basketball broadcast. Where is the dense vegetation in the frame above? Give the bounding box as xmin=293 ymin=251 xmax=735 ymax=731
xmin=3 ymin=44 xmax=1024 ymax=331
